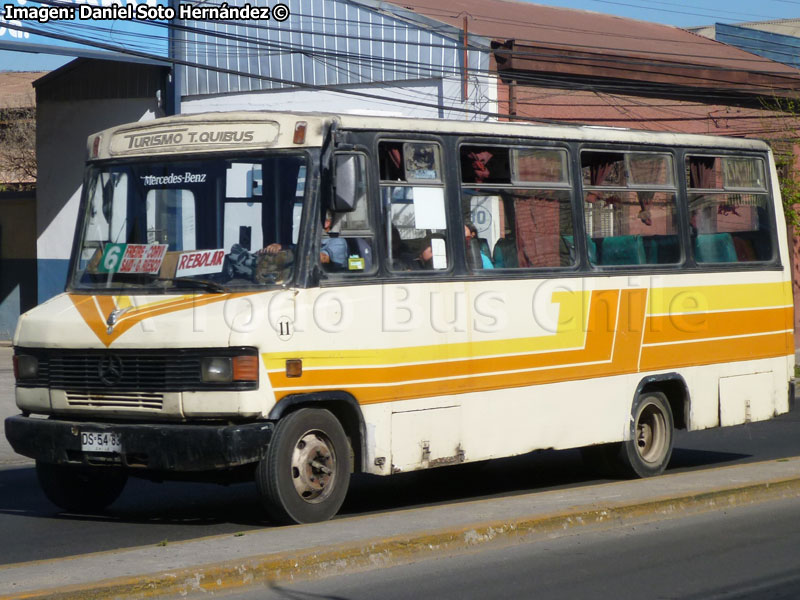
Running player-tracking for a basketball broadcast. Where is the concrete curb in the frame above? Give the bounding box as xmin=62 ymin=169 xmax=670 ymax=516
xmin=5 ymin=475 xmax=800 ymax=600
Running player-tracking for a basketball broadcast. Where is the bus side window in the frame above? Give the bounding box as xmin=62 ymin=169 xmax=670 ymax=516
xmin=459 ymin=145 xmax=574 ymax=270
xmin=380 ymin=140 xmax=448 ymax=272
xmin=327 ymin=153 xmax=376 ymax=274
xmin=686 ymin=155 xmax=773 ymax=264
xmin=582 ymin=151 xmax=679 ymax=267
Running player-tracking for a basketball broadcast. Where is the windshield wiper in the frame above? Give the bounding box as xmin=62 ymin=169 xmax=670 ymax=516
xmin=170 ymin=278 xmax=229 ymax=293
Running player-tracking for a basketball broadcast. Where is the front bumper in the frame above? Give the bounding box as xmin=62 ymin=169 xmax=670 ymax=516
xmin=4 ymin=415 xmax=274 ymax=471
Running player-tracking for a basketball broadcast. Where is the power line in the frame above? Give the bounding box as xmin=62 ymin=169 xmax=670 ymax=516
xmin=10 ymin=0 xmax=800 ymax=133
xmin=589 ymin=0 xmax=789 ymax=22
xmin=1 ymin=18 xmax=524 ymax=122
xmin=19 ymin=0 xmax=800 ymax=77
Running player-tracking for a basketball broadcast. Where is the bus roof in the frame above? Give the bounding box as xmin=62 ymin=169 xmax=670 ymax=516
xmin=88 ymin=110 xmax=771 ymax=160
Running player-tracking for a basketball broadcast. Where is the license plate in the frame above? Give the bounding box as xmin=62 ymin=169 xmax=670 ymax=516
xmin=81 ymin=431 xmax=122 ymax=453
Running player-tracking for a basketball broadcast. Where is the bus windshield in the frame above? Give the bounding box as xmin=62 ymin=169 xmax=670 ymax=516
xmin=71 ymin=153 xmax=308 ymax=292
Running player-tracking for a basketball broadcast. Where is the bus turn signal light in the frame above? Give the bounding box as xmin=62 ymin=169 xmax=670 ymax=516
xmin=293 ymin=121 xmax=307 ymax=144
xmin=232 ymin=355 xmax=259 ymax=381
xmin=285 ymin=359 xmax=302 ymax=378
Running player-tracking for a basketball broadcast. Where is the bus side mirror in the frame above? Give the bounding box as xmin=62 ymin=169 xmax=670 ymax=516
xmin=333 ymin=153 xmax=366 ymax=213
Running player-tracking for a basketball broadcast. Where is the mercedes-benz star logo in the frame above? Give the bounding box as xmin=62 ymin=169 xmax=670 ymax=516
xmin=98 ymin=354 xmax=124 ymax=386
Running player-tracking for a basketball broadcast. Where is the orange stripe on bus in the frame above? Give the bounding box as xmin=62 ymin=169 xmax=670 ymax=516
xmin=271 ymin=289 xmax=653 ymax=405
xmin=269 ymin=289 xmax=620 ymax=389
xmin=643 ymin=306 xmax=792 ymax=345
xmin=69 ymin=293 xmax=255 ymax=346
xmin=639 ymin=331 xmax=793 ymax=371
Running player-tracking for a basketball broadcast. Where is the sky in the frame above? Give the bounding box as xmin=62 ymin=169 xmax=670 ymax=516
xmin=533 ymin=0 xmax=799 ymax=27
xmin=0 ymin=0 xmax=798 ymax=72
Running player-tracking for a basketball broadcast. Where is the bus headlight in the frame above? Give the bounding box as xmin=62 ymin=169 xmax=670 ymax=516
xmin=201 ymin=356 xmax=259 ymax=383
xmin=13 ymin=355 xmax=39 ymax=380
xmin=201 ymin=357 xmax=233 ymax=382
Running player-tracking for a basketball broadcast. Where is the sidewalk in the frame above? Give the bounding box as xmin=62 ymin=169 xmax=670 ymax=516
xmin=1 ymin=456 xmax=799 ymax=600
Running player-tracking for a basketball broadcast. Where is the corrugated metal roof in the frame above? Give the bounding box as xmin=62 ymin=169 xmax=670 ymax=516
xmin=713 ymin=23 xmax=800 ymax=70
xmin=33 ymin=59 xmax=168 ymax=102
xmin=177 ymin=0 xmax=476 ymax=96
xmin=378 ymin=0 xmax=800 ymax=76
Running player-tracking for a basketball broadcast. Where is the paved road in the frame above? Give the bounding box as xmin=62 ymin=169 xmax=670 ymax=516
xmin=221 ymin=495 xmax=800 ymax=600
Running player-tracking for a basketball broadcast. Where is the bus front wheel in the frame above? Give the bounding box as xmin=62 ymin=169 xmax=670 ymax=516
xmin=256 ymin=408 xmax=350 ymax=525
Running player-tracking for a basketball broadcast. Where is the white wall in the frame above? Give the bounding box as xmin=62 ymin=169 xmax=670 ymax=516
xmin=182 ymin=76 xmax=497 ymax=121
xmin=36 ymin=98 xmax=161 ymax=301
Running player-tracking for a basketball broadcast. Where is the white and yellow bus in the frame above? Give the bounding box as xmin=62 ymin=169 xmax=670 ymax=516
xmin=6 ymin=112 xmax=795 ymax=523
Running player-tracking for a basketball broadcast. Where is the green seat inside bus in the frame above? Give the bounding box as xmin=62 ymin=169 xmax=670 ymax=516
xmin=493 ymin=237 xmax=518 ymax=268
xmin=598 ymin=235 xmax=646 ymax=265
xmin=694 ymin=233 xmax=738 ymax=263
xmin=643 ymin=235 xmax=680 ymax=264
xmin=562 ymin=235 xmax=597 ymax=265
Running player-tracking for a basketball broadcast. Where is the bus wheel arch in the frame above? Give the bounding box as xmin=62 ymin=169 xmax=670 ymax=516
xmin=635 ymin=374 xmax=689 ymax=431
xmin=268 ymin=392 xmax=366 ymax=474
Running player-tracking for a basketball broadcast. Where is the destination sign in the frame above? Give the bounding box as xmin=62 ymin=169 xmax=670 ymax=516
xmin=108 ymin=122 xmax=280 ymax=156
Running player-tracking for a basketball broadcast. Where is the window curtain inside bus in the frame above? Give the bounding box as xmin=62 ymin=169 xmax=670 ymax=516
xmin=588 ymin=154 xmax=617 ymax=186
xmin=513 ymin=195 xmax=567 ymax=267
xmin=689 ymin=157 xmax=716 ymax=188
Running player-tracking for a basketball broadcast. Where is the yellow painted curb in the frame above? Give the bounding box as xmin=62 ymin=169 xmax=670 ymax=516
xmin=4 ymin=476 xmax=800 ymax=600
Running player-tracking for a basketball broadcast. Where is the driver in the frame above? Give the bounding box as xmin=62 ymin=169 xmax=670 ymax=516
xmin=262 ymin=210 xmax=347 ymax=270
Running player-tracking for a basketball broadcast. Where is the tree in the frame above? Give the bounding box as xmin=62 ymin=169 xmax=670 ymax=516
xmin=761 ymin=96 xmax=800 ymax=227
xmin=0 ymin=103 xmax=36 ymax=191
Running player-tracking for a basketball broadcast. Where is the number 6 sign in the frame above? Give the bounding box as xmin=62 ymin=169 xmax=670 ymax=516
xmin=97 ymin=243 xmax=127 ymax=273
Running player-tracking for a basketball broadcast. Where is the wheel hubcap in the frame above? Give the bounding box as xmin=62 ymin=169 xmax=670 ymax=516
xmin=291 ymin=431 xmax=337 ymax=503
xmin=636 ymin=403 xmax=667 ymax=464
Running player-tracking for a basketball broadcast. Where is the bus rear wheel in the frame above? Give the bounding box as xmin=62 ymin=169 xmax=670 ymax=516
xmin=618 ymin=391 xmax=674 ymax=478
xmin=581 ymin=392 xmax=674 ymax=479
xmin=256 ymin=408 xmax=350 ymax=525
xmin=36 ymin=461 xmax=127 ymax=512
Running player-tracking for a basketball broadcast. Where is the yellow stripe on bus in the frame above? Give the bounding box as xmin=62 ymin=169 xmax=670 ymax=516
xmin=647 ymin=281 xmax=791 ymax=315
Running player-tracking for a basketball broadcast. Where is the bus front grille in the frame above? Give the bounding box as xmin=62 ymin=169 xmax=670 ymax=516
xmin=66 ymin=391 xmax=165 ymax=410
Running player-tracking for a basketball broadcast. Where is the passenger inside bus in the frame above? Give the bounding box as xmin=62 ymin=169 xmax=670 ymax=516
xmin=391 ymin=226 xmax=434 ymax=270
xmin=465 ymin=222 xmax=493 ymax=269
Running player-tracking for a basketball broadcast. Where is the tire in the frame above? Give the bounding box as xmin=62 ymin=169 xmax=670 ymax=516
xmin=617 ymin=391 xmax=674 ymax=478
xmin=581 ymin=392 xmax=674 ymax=479
xmin=36 ymin=461 xmax=128 ymax=512
xmin=256 ymin=408 xmax=351 ymax=525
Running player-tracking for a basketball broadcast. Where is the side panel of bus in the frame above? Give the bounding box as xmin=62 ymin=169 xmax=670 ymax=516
xmin=263 ymin=132 xmax=793 ymax=476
